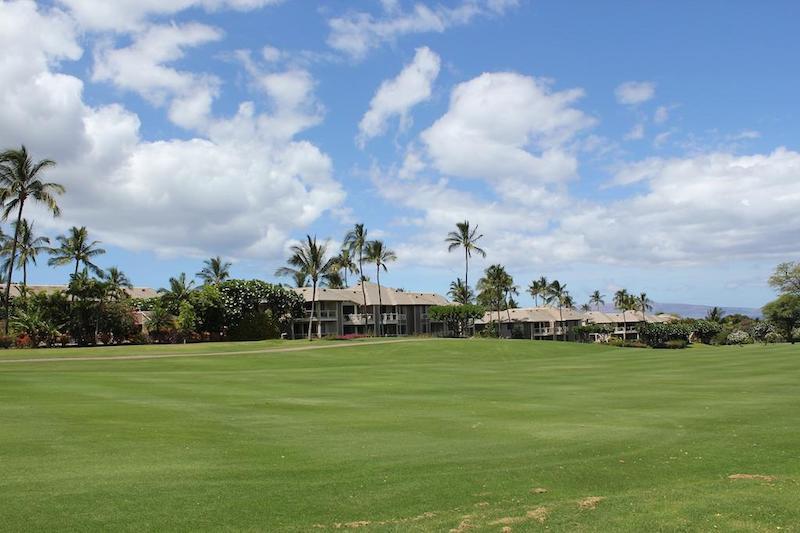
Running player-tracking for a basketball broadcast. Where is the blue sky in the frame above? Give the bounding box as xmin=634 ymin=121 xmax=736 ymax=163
xmin=1 ymin=0 xmax=799 ymax=308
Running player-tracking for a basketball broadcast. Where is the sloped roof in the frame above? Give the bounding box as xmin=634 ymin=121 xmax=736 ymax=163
xmin=585 ymin=310 xmax=671 ymax=324
xmin=9 ymin=284 xmax=159 ymax=299
xmin=475 ymin=306 xmax=585 ymax=325
xmin=293 ymin=281 xmax=449 ymax=306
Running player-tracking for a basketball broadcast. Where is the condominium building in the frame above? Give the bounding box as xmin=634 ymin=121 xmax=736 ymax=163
xmin=291 ymin=282 xmax=450 ymax=338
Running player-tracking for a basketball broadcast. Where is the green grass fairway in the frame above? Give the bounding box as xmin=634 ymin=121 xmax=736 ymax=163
xmin=1 ymin=340 xmax=798 ymax=531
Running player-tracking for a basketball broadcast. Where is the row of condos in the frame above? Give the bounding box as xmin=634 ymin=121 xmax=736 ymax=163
xmin=474 ymin=307 xmax=676 ymax=341
xmin=290 ymin=282 xmax=451 ymax=338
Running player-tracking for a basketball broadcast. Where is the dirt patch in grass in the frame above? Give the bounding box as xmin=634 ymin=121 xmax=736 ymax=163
xmin=490 ymin=507 xmax=549 ymax=527
xmin=527 ymin=507 xmax=549 ymax=523
xmin=530 ymin=487 xmax=548 ymax=494
xmin=578 ymin=496 xmax=605 ymax=510
xmin=728 ymin=474 xmax=776 ymax=482
xmin=449 ymin=515 xmax=474 ymax=532
xmin=325 ymin=511 xmax=437 ymax=529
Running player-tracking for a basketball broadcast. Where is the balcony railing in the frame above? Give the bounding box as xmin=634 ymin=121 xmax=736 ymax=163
xmin=345 ymin=313 xmax=373 ymax=324
xmin=302 ymin=309 xmax=337 ymax=320
xmin=381 ymin=313 xmax=407 ymax=322
xmin=531 ymin=327 xmax=567 ymax=336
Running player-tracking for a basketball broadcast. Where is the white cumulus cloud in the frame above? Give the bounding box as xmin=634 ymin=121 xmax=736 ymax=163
xmin=615 ymin=81 xmax=656 ymax=105
xmin=357 ymin=46 xmax=441 ymax=147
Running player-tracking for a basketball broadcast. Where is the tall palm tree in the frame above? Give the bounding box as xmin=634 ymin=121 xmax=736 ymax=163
xmin=343 ymin=224 xmax=368 ymax=315
xmin=705 ymin=306 xmax=725 ymax=323
xmin=48 ymin=226 xmax=106 ymax=278
xmin=101 ymin=267 xmax=133 ymax=300
xmin=291 ymin=270 xmax=308 ymax=288
xmin=197 ymin=256 xmax=231 ymax=285
xmin=502 ymin=274 xmax=517 ymax=323
xmin=332 ymin=248 xmax=358 ymax=287
xmin=589 ymin=290 xmax=605 ymax=311
xmin=446 ymin=220 xmax=486 ymax=300
xmin=323 ymin=269 xmax=345 ymax=289
xmin=275 ymin=235 xmax=335 ymax=340
xmin=365 ymin=240 xmax=397 ymax=337
xmin=614 ymin=289 xmax=637 ymax=341
xmin=580 ymin=302 xmax=592 ymax=312
xmin=545 ymin=280 xmax=570 ymax=341
xmin=158 ymin=273 xmax=196 ymax=311
xmin=0 ymin=145 xmax=64 ymax=333
xmin=448 ymin=278 xmax=473 ymax=305
xmin=528 ymin=276 xmax=548 ymax=306
xmin=637 ymin=292 xmax=653 ymax=323
xmin=4 ymin=219 xmax=50 ymax=289
xmin=477 ymin=264 xmax=508 ymax=338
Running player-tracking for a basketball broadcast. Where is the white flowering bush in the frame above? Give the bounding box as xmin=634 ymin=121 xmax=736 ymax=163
xmin=726 ymin=330 xmax=753 ymax=345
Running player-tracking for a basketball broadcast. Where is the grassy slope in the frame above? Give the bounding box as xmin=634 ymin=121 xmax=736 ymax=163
xmin=0 ymin=340 xmax=798 ymax=532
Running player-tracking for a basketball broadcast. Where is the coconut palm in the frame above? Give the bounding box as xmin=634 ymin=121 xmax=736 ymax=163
xmin=589 ymin=290 xmax=605 ymax=311
xmin=580 ymin=302 xmax=592 ymax=312
xmin=197 ymin=256 xmax=231 ymax=286
xmin=323 ymin=269 xmax=345 ymax=289
xmin=343 ymin=223 xmax=368 ymax=314
xmin=291 ymin=270 xmax=308 ymax=288
xmin=48 ymin=226 xmax=106 ymax=278
xmin=446 ymin=220 xmax=486 ymax=300
xmin=637 ymin=292 xmax=653 ymax=323
xmin=4 ymin=219 xmax=49 ymax=289
xmin=101 ymin=267 xmax=133 ymax=301
xmin=145 ymin=303 xmax=174 ymax=341
xmin=545 ymin=280 xmax=571 ymax=341
xmin=448 ymin=278 xmax=473 ymax=305
xmin=332 ymin=248 xmax=358 ymax=287
xmin=275 ymin=235 xmax=336 ymax=340
xmin=158 ymin=273 xmax=196 ymax=311
xmin=365 ymin=240 xmax=397 ymax=337
xmin=528 ymin=276 xmax=548 ymax=306
xmin=0 ymin=145 xmax=64 ymax=332
xmin=477 ymin=264 xmax=508 ymax=338
xmin=705 ymin=306 xmax=725 ymax=323
xmin=614 ymin=289 xmax=637 ymax=341
xmin=502 ymin=274 xmax=517 ymax=323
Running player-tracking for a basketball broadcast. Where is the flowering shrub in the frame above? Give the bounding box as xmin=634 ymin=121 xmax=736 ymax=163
xmin=332 ymin=333 xmax=369 ymax=341
xmin=726 ymin=330 xmax=753 ymax=345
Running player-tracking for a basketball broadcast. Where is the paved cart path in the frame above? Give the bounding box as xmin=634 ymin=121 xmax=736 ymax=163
xmin=0 ymin=338 xmax=443 ymax=365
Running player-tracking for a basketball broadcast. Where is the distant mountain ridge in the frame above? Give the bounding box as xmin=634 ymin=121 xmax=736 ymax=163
xmin=600 ymin=302 xmax=761 ymax=319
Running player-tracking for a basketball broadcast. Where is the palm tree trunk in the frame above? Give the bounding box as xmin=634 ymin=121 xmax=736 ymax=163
xmin=22 ymin=263 xmax=27 ymax=289
xmin=3 ymin=200 xmax=25 ymax=334
xmin=464 ymin=247 xmax=469 ymax=295
xmin=376 ymin=265 xmax=382 ymax=337
xmin=622 ymin=311 xmax=627 ymax=342
xmin=307 ymin=281 xmax=316 ymax=341
xmin=359 ymin=253 xmax=366 ymax=319
xmin=560 ymin=306 xmax=566 ymax=341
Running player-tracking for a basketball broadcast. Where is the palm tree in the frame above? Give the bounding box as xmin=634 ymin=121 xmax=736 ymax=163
xmin=589 ymin=290 xmax=605 ymax=311
xmin=158 ymin=273 xmax=196 ymax=311
xmin=332 ymin=248 xmax=358 ymax=287
xmin=0 ymin=145 xmax=64 ymax=333
xmin=705 ymin=306 xmax=725 ymax=323
xmin=145 ymin=303 xmax=174 ymax=342
xmin=448 ymin=278 xmax=473 ymax=305
xmin=4 ymin=219 xmax=49 ymax=289
xmin=291 ymin=270 xmax=308 ymax=288
xmin=197 ymin=256 xmax=231 ymax=285
xmin=545 ymin=280 xmax=570 ymax=341
xmin=477 ymin=264 xmax=508 ymax=338
xmin=48 ymin=226 xmax=106 ymax=278
xmin=528 ymin=276 xmax=548 ymax=306
xmin=446 ymin=220 xmax=486 ymax=300
xmin=323 ymin=269 xmax=345 ymax=289
xmin=501 ymin=274 xmax=517 ymax=323
xmin=637 ymin=292 xmax=653 ymax=323
xmin=580 ymin=302 xmax=592 ymax=312
xmin=614 ymin=289 xmax=637 ymax=341
xmin=365 ymin=240 xmax=397 ymax=337
xmin=101 ymin=267 xmax=132 ymax=300
xmin=275 ymin=235 xmax=335 ymax=340
xmin=343 ymin=224 xmax=368 ymax=315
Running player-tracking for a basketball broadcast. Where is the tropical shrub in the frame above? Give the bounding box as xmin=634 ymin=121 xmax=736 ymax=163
xmin=477 ymin=321 xmax=498 ymax=338
xmin=175 ymin=301 xmax=198 ymax=341
xmin=227 ymin=310 xmax=280 ymax=341
xmin=726 ymin=330 xmax=753 ymax=345
xmin=639 ymin=322 xmax=693 ymax=348
xmin=686 ymin=319 xmax=723 ymax=344
xmin=762 ymin=294 xmax=800 ymax=344
xmin=763 ymin=331 xmax=784 ymax=343
xmin=219 ymin=280 xmax=304 ymax=337
xmin=607 ymin=337 xmax=648 ymax=348
xmin=0 ymin=335 xmax=13 ymax=349
xmin=428 ymin=304 xmax=485 ymax=338
xmin=657 ymin=339 xmax=688 ymax=349
xmin=572 ymin=324 xmax=613 ymax=342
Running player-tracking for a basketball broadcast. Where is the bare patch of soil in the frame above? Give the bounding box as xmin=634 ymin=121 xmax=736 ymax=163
xmin=449 ymin=515 xmax=474 ymax=532
xmin=578 ymin=496 xmax=605 ymax=510
xmin=530 ymin=487 xmax=548 ymax=494
xmin=527 ymin=507 xmax=549 ymax=523
xmin=728 ymin=474 xmax=776 ymax=482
